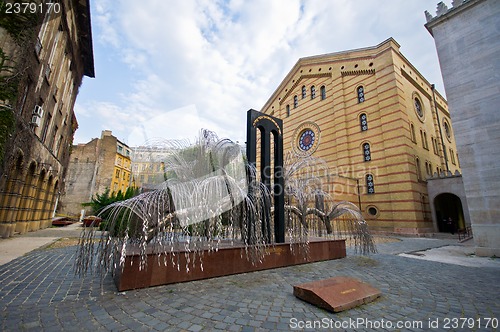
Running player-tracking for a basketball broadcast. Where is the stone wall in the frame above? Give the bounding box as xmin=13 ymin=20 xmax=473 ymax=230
xmin=59 ymin=139 xmax=99 ymax=216
xmin=426 ymin=0 xmax=500 ymax=256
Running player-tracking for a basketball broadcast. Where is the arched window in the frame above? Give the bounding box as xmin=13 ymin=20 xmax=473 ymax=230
xmin=423 ymin=131 xmax=428 ymax=149
xmin=311 ymin=86 xmax=316 ymax=99
xmin=363 ymin=143 xmax=371 ymax=162
xmin=293 ymin=95 xmax=298 ymax=108
xmin=410 ymin=123 xmax=416 ymax=143
xmin=302 ymin=86 xmax=306 ymax=99
xmin=416 ymin=157 xmax=422 ymax=181
xmin=414 ymin=97 xmax=423 ymax=118
xmin=320 ymin=85 xmax=326 ymax=100
xmin=366 ymin=174 xmax=375 ymax=194
xmin=360 ymin=113 xmax=368 ymax=131
xmin=443 ymin=120 xmax=451 ymax=138
xmin=286 ymin=105 xmax=290 ymax=117
xmin=357 ymin=86 xmax=365 ymax=103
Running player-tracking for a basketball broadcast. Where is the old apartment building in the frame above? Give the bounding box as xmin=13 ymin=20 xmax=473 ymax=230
xmin=60 ymin=130 xmax=134 ymax=216
xmin=0 ymin=0 xmax=94 ymax=237
xmin=261 ymin=38 xmax=462 ymax=235
xmin=131 ymin=146 xmax=171 ymax=191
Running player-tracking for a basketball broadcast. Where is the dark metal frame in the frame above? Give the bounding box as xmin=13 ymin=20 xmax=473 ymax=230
xmin=246 ymin=109 xmax=285 ymax=243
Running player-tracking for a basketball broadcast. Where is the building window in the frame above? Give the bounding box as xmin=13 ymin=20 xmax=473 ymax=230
xmin=41 ymin=112 xmax=51 ymax=143
xmin=293 ymin=95 xmax=298 ymax=108
xmin=422 ymin=131 xmax=428 ymax=150
xmin=302 ymin=85 xmax=306 ymax=99
xmin=320 ymin=85 xmax=326 ymax=100
xmin=367 ymin=206 xmax=378 ymax=216
xmin=414 ymin=96 xmax=424 ymax=118
xmin=431 ymin=137 xmax=437 ymax=154
xmin=360 ymin=113 xmax=368 ymax=131
xmin=410 ymin=123 xmax=416 ymax=143
xmin=450 ymin=148 xmax=456 ymax=165
xmin=50 ymin=125 xmax=58 ymax=152
xmin=416 ymin=157 xmax=422 ymax=181
xmin=56 ymin=134 xmax=63 ymax=157
xmin=366 ymin=174 xmax=375 ymax=194
xmin=286 ymin=105 xmax=290 ymax=117
xmin=357 ymin=86 xmax=365 ymax=103
xmin=311 ymin=86 xmax=316 ymax=99
xmin=116 ymin=169 xmax=120 ymax=178
xmin=443 ymin=120 xmax=452 ymax=139
xmin=363 ymin=143 xmax=371 ymax=162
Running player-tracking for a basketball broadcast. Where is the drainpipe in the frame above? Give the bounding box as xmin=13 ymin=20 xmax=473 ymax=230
xmin=356 ymin=178 xmax=362 ymax=211
xmin=431 ymin=84 xmax=449 ymax=173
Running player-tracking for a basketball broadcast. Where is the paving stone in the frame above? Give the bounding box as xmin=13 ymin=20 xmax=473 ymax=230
xmin=188 ymin=324 xmax=203 ymax=332
xmin=0 ymin=240 xmax=497 ymax=331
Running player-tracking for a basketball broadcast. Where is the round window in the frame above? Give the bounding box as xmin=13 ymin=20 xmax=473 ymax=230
xmin=299 ymin=129 xmax=315 ymax=151
xmin=292 ymin=122 xmax=321 ymax=156
xmin=367 ymin=206 xmax=378 ymax=216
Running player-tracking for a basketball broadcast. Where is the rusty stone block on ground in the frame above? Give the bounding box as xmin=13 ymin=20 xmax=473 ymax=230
xmin=293 ymin=276 xmax=381 ymax=312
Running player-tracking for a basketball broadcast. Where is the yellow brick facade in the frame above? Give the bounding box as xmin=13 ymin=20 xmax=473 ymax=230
xmin=112 ymin=142 xmax=132 ymax=194
xmin=261 ymin=38 xmax=460 ymax=234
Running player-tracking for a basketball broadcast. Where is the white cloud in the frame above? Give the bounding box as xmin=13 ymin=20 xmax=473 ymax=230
xmin=75 ymin=0 xmax=446 ymax=147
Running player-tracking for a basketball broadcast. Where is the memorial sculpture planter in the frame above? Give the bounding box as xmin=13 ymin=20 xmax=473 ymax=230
xmin=76 ymin=111 xmax=376 ymax=291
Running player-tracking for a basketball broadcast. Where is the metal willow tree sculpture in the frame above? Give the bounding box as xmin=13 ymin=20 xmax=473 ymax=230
xmin=75 ymin=130 xmax=375 ymax=279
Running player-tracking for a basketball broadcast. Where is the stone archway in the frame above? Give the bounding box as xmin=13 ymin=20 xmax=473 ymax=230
xmin=426 ymin=173 xmax=470 ymax=234
xmin=434 ymin=193 xmax=464 ymax=233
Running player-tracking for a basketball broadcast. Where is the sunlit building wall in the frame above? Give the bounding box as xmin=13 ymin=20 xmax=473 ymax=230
xmin=0 ymin=0 xmax=94 ymax=236
xmin=261 ymin=38 xmax=461 ymax=234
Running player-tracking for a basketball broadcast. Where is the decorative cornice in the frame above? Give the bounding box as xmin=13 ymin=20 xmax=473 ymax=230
xmin=341 ymin=69 xmax=375 ymax=77
xmin=280 ymin=73 xmax=332 ymax=104
xmin=427 ymin=170 xmax=462 ymax=180
xmin=425 ymin=0 xmax=483 ymax=35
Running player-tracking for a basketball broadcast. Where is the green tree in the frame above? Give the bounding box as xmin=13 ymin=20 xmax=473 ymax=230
xmin=82 ymin=186 xmax=138 ymax=216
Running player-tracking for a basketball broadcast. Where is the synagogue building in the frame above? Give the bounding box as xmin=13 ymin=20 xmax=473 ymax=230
xmin=261 ymin=38 xmax=462 ymax=235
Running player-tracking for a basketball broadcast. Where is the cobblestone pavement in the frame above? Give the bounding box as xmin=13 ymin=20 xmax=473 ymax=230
xmin=0 ymin=237 xmax=499 ymax=331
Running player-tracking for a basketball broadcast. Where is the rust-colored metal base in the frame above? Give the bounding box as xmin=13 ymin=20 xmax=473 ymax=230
xmin=293 ymin=276 xmax=381 ymax=312
xmin=114 ymin=239 xmax=346 ymax=291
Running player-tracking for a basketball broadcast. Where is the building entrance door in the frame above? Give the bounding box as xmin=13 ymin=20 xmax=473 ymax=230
xmin=434 ymin=193 xmax=464 ymax=233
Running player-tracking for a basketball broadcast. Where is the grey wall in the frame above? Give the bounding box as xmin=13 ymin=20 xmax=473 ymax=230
xmin=426 ymin=0 xmax=500 ymax=256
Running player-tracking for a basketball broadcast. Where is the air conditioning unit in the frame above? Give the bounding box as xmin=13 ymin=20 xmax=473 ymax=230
xmin=33 ymin=105 xmax=44 ymax=117
xmin=31 ymin=114 xmax=41 ymax=127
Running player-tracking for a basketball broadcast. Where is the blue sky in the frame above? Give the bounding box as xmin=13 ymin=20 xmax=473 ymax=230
xmin=74 ymin=0 xmax=448 ymax=147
